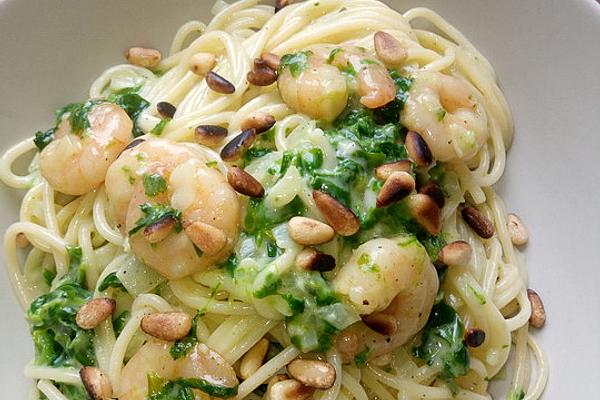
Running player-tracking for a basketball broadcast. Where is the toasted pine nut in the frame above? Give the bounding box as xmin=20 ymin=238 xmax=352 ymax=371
xmin=407 ymin=194 xmax=441 ymax=235
xmin=374 ymin=159 xmax=411 ymax=180
xmin=156 ymin=101 xmax=176 ymax=119
xmin=437 ymin=240 xmax=472 ymax=266
xmin=195 ymin=124 xmax=228 ymax=147
xmin=335 ymin=331 xmax=359 ymax=354
xmin=266 ymin=374 xmax=290 ymax=399
xmin=287 ymin=359 xmax=336 ymax=390
xmin=80 ymin=367 xmax=112 ymax=400
xmin=206 ymin=71 xmax=236 ymax=94
xmin=126 ymin=47 xmax=161 ymax=68
xmin=143 ymin=216 xmax=176 ymax=243
xmin=275 ymin=0 xmax=292 ymax=13
xmin=124 ymin=138 xmax=145 ymax=152
xmin=184 ymin=220 xmax=227 ymax=256
xmin=189 ymin=52 xmax=216 ymax=75
xmin=288 ymin=217 xmax=335 ymax=246
xmin=374 ymin=31 xmax=407 ymax=66
xmin=362 ymin=313 xmax=397 ymax=336
xmin=507 ymin=213 xmax=529 ymax=246
xmin=239 ymin=338 xmax=270 ymax=380
xmin=295 ymin=248 xmax=336 ymax=272
xmin=220 ymin=128 xmax=257 ymax=161
xmin=241 ymin=112 xmax=276 ymax=134
xmin=76 ymin=298 xmax=116 ymax=330
xmin=461 ymin=205 xmax=495 ymax=239
xmin=419 ymin=181 xmax=445 ymax=208
xmin=376 ymin=171 xmax=415 ymax=208
xmin=405 ymin=131 xmax=433 ymax=168
xmin=227 ymin=166 xmax=265 ymax=198
xmin=141 ymin=312 xmax=192 ymax=341
xmin=312 ymin=190 xmax=360 ymax=236
xmin=16 ymin=233 xmax=29 ymax=248
xmin=261 ymin=52 xmax=281 ymax=70
xmin=247 ymin=58 xmax=278 ymax=86
xmin=527 ymin=289 xmax=546 ymax=328
xmin=464 ymin=328 xmax=486 ymax=348
xmin=269 ymin=378 xmax=315 ymax=400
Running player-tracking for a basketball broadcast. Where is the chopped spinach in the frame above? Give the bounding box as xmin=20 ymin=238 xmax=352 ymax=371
xmin=33 ymin=128 xmax=55 ymax=151
xmin=98 ymin=271 xmax=126 ymax=292
xmin=170 ymin=312 xmax=201 ymax=360
xmin=354 ymin=347 xmax=370 ymax=367
xmin=150 ymin=118 xmax=170 ymax=135
xmin=372 ymin=70 xmax=412 ymax=124
xmin=507 ymin=389 xmax=526 ymax=400
xmin=28 ymin=245 xmax=95 ymax=367
xmin=129 ymin=203 xmax=183 ymax=235
xmin=142 ymin=173 xmax=167 ymax=197
xmin=113 ymin=310 xmax=130 ymax=337
xmin=279 ymin=51 xmax=313 ymax=77
xmin=148 ymin=374 xmax=238 ymax=399
xmin=244 ymin=196 xmax=305 ymax=235
xmin=413 ymin=302 xmax=469 ymax=388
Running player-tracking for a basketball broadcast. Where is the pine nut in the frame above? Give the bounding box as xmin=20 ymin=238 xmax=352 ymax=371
xmin=220 ymin=128 xmax=257 ymax=161
xmin=362 ymin=312 xmax=397 ymax=336
xmin=275 ymin=0 xmax=292 ymax=13
xmin=405 ymin=131 xmax=433 ymax=168
xmin=527 ymin=289 xmax=546 ymax=328
xmin=16 ymin=233 xmax=29 ymax=248
xmin=419 ymin=181 xmax=445 ymax=208
xmin=374 ymin=31 xmax=407 ymax=66
xmin=287 ymin=359 xmax=336 ymax=390
xmin=184 ymin=220 xmax=227 ymax=256
xmin=269 ymin=379 xmax=315 ymax=400
xmin=80 ymin=367 xmax=112 ymax=400
xmin=465 ymin=328 xmax=486 ymax=347
xmin=189 ymin=52 xmax=216 ymax=76
xmin=407 ymin=193 xmax=441 ymax=235
xmin=261 ymin=53 xmax=281 ymax=70
xmin=461 ymin=205 xmax=495 ymax=239
xmin=288 ymin=216 xmax=335 ymax=246
xmin=76 ymin=298 xmax=116 ymax=330
xmin=239 ymin=338 xmax=270 ymax=380
xmin=195 ymin=125 xmax=228 ymax=147
xmin=156 ymin=101 xmax=176 ymax=119
xmin=247 ymin=58 xmax=278 ymax=86
xmin=227 ymin=166 xmax=265 ymax=198
xmin=507 ymin=213 xmax=528 ymax=246
xmin=312 ymin=190 xmax=360 ymax=236
xmin=295 ymin=248 xmax=336 ymax=272
xmin=437 ymin=240 xmax=472 ymax=266
xmin=265 ymin=375 xmax=290 ymax=399
xmin=124 ymin=138 xmax=145 ymax=151
xmin=141 ymin=312 xmax=192 ymax=341
xmin=374 ymin=159 xmax=411 ymax=180
xmin=241 ymin=112 xmax=276 ymax=134
xmin=206 ymin=71 xmax=236 ymax=94
xmin=125 ymin=47 xmax=161 ymax=68
xmin=143 ymin=216 xmax=176 ymax=243
xmin=376 ymin=171 xmax=415 ymax=208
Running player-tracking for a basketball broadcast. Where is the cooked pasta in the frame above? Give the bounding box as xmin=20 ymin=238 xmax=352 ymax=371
xmin=0 ymin=0 xmax=548 ymax=399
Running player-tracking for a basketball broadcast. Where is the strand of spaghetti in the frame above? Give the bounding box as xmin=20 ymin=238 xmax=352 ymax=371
xmin=0 ymin=136 xmax=37 ymax=189
xmin=37 ymin=380 xmax=69 ymax=400
xmin=525 ymin=335 xmax=549 ymax=400
xmin=235 ymin=345 xmax=301 ymax=399
xmin=170 ymin=278 xmax=256 ymax=315
xmin=169 ymin=20 xmax=207 ymax=55
xmin=92 ymin=186 xmax=123 ymax=246
xmin=341 ymin=368 xmax=368 ymax=400
xmin=225 ymin=318 xmax=278 ymax=363
xmin=360 ymin=367 xmax=395 ymax=400
xmin=24 ymin=362 xmax=81 ymax=385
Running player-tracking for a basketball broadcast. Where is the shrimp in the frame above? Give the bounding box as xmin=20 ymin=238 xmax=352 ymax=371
xmin=277 ymin=52 xmax=348 ymax=123
xmin=39 ymin=103 xmax=133 ymax=195
xmin=400 ymin=70 xmax=488 ymax=162
xmin=332 ymin=236 xmax=439 ymax=362
xmin=105 ymin=138 xmax=241 ymax=279
xmin=116 ymin=340 xmax=239 ymax=400
xmin=277 ymin=45 xmax=398 ymax=122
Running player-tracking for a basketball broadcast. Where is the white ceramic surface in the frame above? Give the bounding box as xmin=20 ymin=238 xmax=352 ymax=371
xmin=1 ymin=0 xmax=599 ymax=398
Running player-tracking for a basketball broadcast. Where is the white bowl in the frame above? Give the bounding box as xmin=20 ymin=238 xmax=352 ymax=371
xmin=0 ymin=0 xmax=599 ymax=398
